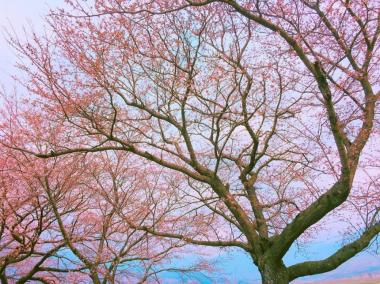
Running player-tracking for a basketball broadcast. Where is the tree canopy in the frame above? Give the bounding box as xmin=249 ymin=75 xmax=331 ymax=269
xmin=1 ymin=1 xmax=379 ymax=283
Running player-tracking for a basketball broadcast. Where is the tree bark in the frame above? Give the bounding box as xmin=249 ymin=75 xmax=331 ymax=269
xmin=258 ymin=258 xmax=289 ymax=284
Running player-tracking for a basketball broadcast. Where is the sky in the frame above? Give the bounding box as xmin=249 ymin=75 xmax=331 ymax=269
xmin=0 ymin=1 xmax=379 ymax=283
xmin=0 ymin=0 xmax=63 ymax=87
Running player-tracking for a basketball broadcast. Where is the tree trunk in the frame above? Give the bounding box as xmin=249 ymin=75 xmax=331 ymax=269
xmin=259 ymin=259 xmax=289 ymax=284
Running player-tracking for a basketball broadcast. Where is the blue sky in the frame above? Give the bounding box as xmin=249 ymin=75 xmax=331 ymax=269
xmin=159 ymin=239 xmax=380 ymax=283
xmin=0 ymin=1 xmax=379 ymax=283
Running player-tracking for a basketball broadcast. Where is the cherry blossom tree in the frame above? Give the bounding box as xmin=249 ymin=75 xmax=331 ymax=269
xmin=40 ymin=153 xmax=207 ymax=283
xmin=1 ymin=0 xmax=379 ymax=283
xmin=0 ymin=143 xmax=69 ymax=283
xmin=0 ymin=111 xmax=207 ymax=283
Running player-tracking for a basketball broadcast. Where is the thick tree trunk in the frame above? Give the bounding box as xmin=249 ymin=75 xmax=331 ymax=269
xmin=259 ymin=259 xmax=289 ymax=284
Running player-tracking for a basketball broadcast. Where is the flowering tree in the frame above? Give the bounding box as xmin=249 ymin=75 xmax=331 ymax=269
xmin=0 ymin=123 xmax=206 ymax=282
xmin=35 ymin=151 xmax=203 ymax=283
xmin=0 ymin=144 xmax=68 ymax=283
xmin=1 ymin=0 xmax=379 ymax=283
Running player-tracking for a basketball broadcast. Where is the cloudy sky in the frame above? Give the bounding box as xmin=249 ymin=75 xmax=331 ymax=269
xmin=0 ymin=1 xmax=379 ymax=283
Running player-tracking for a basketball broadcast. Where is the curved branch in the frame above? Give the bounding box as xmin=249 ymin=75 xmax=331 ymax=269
xmin=288 ymin=222 xmax=380 ymax=281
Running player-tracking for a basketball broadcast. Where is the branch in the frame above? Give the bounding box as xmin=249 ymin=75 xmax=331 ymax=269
xmin=7 ymin=142 xmax=210 ymax=183
xmin=214 ymin=0 xmax=315 ymax=73
xmin=270 ymin=180 xmax=350 ymax=258
xmin=122 ymin=217 xmax=250 ymax=250
xmin=288 ymin=222 xmax=380 ymax=281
